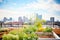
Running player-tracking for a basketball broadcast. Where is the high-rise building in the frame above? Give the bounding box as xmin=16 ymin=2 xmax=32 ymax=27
xmin=50 ymin=17 xmax=55 ymax=22
xmin=23 ymin=16 xmax=29 ymax=22
xmin=18 ymin=17 xmax=23 ymax=22
xmin=36 ymin=13 xmax=42 ymax=19
xmin=9 ymin=17 xmax=12 ymax=21
xmin=38 ymin=15 xmax=42 ymax=19
xmin=3 ymin=17 xmax=7 ymax=22
xmin=7 ymin=17 xmax=12 ymax=21
xmin=3 ymin=17 xmax=13 ymax=22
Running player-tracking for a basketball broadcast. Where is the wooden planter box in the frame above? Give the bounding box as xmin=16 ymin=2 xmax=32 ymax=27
xmin=36 ymin=31 xmax=60 ymax=40
xmin=53 ymin=28 xmax=60 ymax=34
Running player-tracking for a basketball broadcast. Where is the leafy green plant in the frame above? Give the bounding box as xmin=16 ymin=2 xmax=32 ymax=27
xmin=2 ymin=34 xmax=19 ymax=40
xmin=2 ymin=26 xmax=38 ymax=40
xmin=9 ymin=30 xmax=19 ymax=35
xmin=43 ymin=27 xmax=52 ymax=32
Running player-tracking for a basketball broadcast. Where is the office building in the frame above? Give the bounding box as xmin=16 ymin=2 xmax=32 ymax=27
xmin=50 ymin=17 xmax=55 ymax=22
xmin=36 ymin=13 xmax=42 ymax=19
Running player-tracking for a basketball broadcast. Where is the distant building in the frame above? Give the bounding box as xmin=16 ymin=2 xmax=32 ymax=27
xmin=38 ymin=15 xmax=42 ymax=19
xmin=9 ymin=17 xmax=12 ymax=21
xmin=0 ymin=21 xmax=4 ymax=27
xmin=54 ymin=21 xmax=60 ymax=27
xmin=18 ymin=17 xmax=23 ymax=24
xmin=45 ymin=17 xmax=55 ymax=25
xmin=3 ymin=21 xmax=22 ymax=27
xmin=3 ymin=17 xmax=7 ymax=22
xmin=18 ymin=17 xmax=22 ymax=22
xmin=50 ymin=17 xmax=55 ymax=22
xmin=36 ymin=13 xmax=42 ymax=19
xmin=3 ymin=17 xmax=12 ymax=22
xmin=23 ymin=16 xmax=29 ymax=23
xmin=45 ymin=17 xmax=55 ymax=27
xmin=45 ymin=21 xmax=52 ymax=25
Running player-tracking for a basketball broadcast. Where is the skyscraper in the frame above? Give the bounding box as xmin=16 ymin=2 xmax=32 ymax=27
xmin=18 ymin=17 xmax=23 ymax=22
xmin=36 ymin=13 xmax=42 ymax=19
xmin=38 ymin=15 xmax=42 ymax=19
xmin=7 ymin=17 xmax=12 ymax=21
xmin=3 ymin=17 xmax=7 ymax=22
xmin=3 ymin=17 xmax=13 ymax=22
xmin=50 ymin=17 xmax=55 ymax=22
xmin=23 ymin=16 xmax=29 ymax=22
xmin=9 ymin=17 xmax=12 ymax=21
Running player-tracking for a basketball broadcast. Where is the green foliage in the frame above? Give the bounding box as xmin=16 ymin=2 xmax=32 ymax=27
xmin=43 ymin=27 xmax=52 ymax=32
xmin=2 ymin=25 xmax=38 ymax=40
xmin=2 ymin=34 xmax=19 ymax=40
xmin=9 ymin=30 xmax=19 ymax=35
xmin=23 ymin=25 xmax=38 ymax=34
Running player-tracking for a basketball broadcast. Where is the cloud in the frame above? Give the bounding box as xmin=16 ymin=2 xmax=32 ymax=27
xmin=17 ymin=0 xmax=58 ymax=12
xmin=0 ymin=9 xmax=35 ymax=21
xmin=0 ymin=0 xmax=60 ymax=21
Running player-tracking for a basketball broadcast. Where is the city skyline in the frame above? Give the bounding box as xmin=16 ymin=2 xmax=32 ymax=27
xmin=0 ymin=0 xmax=60 ymax=21
xmin=0 ymin=15 xmax=60 ymax=22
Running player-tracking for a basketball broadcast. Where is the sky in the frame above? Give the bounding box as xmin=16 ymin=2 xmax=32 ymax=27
xmin=0 ymin=0 xmax=60 ymax=21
